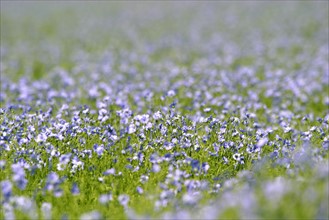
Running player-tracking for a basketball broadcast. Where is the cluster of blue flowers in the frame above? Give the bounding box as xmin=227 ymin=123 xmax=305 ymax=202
xmin=1 ymin=2 xmax=328 ymax=219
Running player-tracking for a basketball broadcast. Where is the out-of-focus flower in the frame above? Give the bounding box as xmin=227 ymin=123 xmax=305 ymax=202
xmin=103 ymin=168 xmax=116 ymax=176
xmin=99 ymin=193 xmax=113 ymax=204
xmin=0 ymin=160 xmax=6 ymax=169
xmin=136 ymin=186 xmax=144 ymax=194
xmin=167 ymin=90 xmax=176 ymax=97
xmin=152 ymin=164 xmax=161 ymax=173
xmin=44 ymin=172 xmax=63 ymax=197
xmin=256 ymin=137 xmax=268 ymax=148
xmin=153 ymin=111 xmax=162 ymax=120
xmin=80 ymin=211 xmax=102 ymax=220
xmin=11 ymin=163 xmax=27 ymax=190
xmin=41 ymin=202 xmax=52 ymax=220
xmin=71 ymin=183 xmax=80 ymax=195
xmin=1 ymin=180 xmax=12 ymax=200
xmin=93 ymin=144 xmax=104 ymax=156
xmin=12 ymin=196 xmax=37 ymax=219
xmin=35 ymin=133 xmax=48 ymax=143
xmin=118 ymin=194 xmax=130 ymax=207
xmin=128 ymin=124 xmax=136 ymax=134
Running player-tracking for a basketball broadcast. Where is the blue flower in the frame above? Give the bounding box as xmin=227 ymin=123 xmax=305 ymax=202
xmin=136 ymin=186 xmax=144 ymax=194
xmin=191 ymin=159 xmax=200 ymax=172
xmin=152 ymin=164 xmax=161 ymax=173
xmin=1 ymin=180 xmax=12 ymax=200
xmin=202 ymin=162 xmax=210 ymax=173
xmin=11 ymin=163 xmax=27 ymax=190
xmin=118 ymin=194 xmax=130 ymax=207
xmin=41 ymin=202 xmax=52 ymax=220
xmin=71 ymin=183 xmax=80 ymax=195
xmin=80 ymin=211 xmax=102 ymax=220
xmin=93 ymin=144 xmax=104 ymax=156
xmin=99 ymin=193 xmax=113 ymax=204
xmin=44 ymin=172 xmax=63 ymax=197
xmin=103 ymin=168 xmax=116 ymax=176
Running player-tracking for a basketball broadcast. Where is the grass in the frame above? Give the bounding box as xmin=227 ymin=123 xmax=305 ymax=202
xmin=1 ymin=1 xmax=328 ymax=220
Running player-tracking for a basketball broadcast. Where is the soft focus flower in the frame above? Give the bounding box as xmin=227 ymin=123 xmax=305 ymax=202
xmin=152 ymin=164 xmax=161 ymax=173
xmin=0 ymin=160 xmax=6 ymax=169
xmin=93 ymin=144 xmax=104 ymax=156
xmin=80 ymin=211 xmax=102 ymax=220
xmin=128 ymin=124 xmax=136 ymax=134
xmin=136 ymin=186 xmax=144 ymax=194
xmin=103 ymin=168 xmax=116 ymax=176
xmin=99 ymin=193 xmax=113 ymax=204
xmin=41 ymin=202 xmax=52 ymax=220
xmin=71 ymin=183 xmax=80 ymax=195
xmin=118 ymin=194 xmax=130 ymax=207
xmin=1 ymin=180 xmax=12 ymax=200
xmin=11 ymin=163 xmax=27 ymax=190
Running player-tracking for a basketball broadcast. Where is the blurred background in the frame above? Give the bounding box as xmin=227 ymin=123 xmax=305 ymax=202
xmin=1 ymin=1 xmax=328 ymax=80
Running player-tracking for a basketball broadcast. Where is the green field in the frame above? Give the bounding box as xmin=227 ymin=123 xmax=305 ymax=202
xmin=1 ymin=2 xmax=328 ymax=219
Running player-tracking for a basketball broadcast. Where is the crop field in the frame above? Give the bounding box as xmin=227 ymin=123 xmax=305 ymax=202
xmin=0 ymin=2 xmax=328 ymax=220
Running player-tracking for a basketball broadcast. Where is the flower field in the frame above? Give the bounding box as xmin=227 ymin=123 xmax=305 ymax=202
xmin=1 ymin=2 xmax=328 ymax=219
